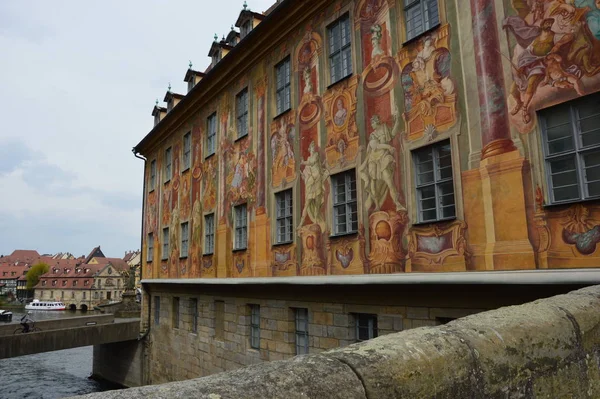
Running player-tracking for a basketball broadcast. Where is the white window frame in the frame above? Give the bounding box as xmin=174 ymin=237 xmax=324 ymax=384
xmin=404 ymin=0 xmax=440 ymax=41
xmin=183 ymin=132 xmax=192 ymax=171
xmin=180 ymin=222 xmax=189 ymax=258
xmin=295 ymin=308 xmax=309 ymax=355
xmin=355 ymin=313 xmax=378 ymax=342
xmin=204 ymin=213 xmax=215 ymax=255
xmin=540 ymin=94 xmax=600 ymax=205
xmin=413 ymin=140 xmax=456 ymax=223
xmin=234 ymin=204 xmax=248 ymax=250
xmin=250 ymin=304 xmax=260 ymax=349
xmin=236 ymin=88 xmax=249 ymax=139
xmin=332 ymin=170 xmax=358 ymax=235
xmin=165 ymin=147 xmax=172 ymax=182
xmin=275 ymin=57 xmax=291 ymax=116
xmin=207 ymin=113 xmax=217 ymax=157
xmin=275 ymin=189 xmax=293 ymax=244
xmin=162 ymin=227 xmax=169 ymax=260
xmin=328 ymin=13 xmax=352 ymax=84
xmin=147 ymin=233 xmax=154 ymax=262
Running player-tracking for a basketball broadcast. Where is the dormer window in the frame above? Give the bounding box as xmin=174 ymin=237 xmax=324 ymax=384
xmin=187 ymin=77 xmax=195 ymax=93
xmin=241 ymin=19 xmax=252 ymax=38
xmin=154 ymin=112 xmax=161 ymax=126
xmin=212 ymin=52 xmax=221 ymax=66
xmin=167 ymin=98 xmax=174 ymax=113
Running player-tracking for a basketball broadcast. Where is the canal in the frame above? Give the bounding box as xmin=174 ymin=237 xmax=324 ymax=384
xmin=0 ymin=310 xmax=122 ymax=398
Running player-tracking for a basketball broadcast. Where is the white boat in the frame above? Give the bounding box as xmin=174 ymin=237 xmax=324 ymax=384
xmin=25 ymin=299 xmax=66 ymax=311
xmin=0 ymin=310 xmax=12 ymax=322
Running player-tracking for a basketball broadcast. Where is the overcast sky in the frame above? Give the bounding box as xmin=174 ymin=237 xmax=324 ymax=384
xmin=0 ymin=0 xmax=274 ymax=258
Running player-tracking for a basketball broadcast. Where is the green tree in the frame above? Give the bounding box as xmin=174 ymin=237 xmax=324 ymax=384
xmin=26 ymin=262 xmax=50 ymax=289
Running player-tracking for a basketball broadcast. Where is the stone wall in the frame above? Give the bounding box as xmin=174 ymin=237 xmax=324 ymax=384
xmin=146 ymin=290 xmax=484 ymax=384
xmin=70 ymin=285 xmax=600 ymax=398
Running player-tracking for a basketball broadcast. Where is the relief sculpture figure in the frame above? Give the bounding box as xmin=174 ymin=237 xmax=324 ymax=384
xmin=300 ymin=141 xmax=329 ymax=230
xmin=359 ymin=108 xmax=405 ymax=212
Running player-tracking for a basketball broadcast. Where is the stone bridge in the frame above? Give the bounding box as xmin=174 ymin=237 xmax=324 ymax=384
xmin=72 ymin=285 xmax=600 ymax=398
xmin=0 ymin=315 xmax=140 ymax=360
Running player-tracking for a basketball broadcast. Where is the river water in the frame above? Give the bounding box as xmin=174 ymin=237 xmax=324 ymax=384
xmin=0 ymin=310 xmax=122 ymax=398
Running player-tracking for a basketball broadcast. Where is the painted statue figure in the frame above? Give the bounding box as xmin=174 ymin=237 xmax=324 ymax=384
xmin=300 ymin=141 xmax=329 ymax=229
xmin=359 ymin=109 xmax=405 ymax=212
xmin=370 ymin=24 xmax=384 ymax=58
xmin=303 ymin=67 xmax=313 ymax=95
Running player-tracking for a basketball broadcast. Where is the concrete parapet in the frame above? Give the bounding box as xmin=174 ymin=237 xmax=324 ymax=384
xmin=70 ymin=286 xmax=600 ymax=398
xmin=0 ymin=318 xmax=139 ymax=359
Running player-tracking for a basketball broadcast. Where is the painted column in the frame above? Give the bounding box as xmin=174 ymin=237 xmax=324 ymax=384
xmin=470 ymin=0 xmax=516 ymax=159
xmin=460 ymin=0 xmax=535 ymax=270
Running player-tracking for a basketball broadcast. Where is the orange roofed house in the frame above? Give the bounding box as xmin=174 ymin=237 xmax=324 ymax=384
xmin=33 ymin=246 xmax=129 ymax=310
xmin=132 ymin=0 xmax=600 ymax=384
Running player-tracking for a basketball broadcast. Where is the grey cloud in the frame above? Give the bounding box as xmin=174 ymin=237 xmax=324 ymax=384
xmin=0 ymin=139 xmax=36 ymax=175
xmin=20 ymin=161 xmax=77 ymax=191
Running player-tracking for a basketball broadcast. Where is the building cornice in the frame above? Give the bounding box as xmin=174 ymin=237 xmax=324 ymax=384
xmin=133 ymin=0 xmax=329 ymax=155
xmin=141 ymin=269 xmax=600 ymax=287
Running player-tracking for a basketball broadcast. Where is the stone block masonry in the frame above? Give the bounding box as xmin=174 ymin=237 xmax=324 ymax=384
xmin=71 ymin=285 xmax=600 ymax=398
xmin=141 ymin=290 xmax=482 ymax=385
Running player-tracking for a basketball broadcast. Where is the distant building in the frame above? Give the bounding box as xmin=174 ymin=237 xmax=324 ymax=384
xmin=34 ymin=247 xmax=129 ymax=311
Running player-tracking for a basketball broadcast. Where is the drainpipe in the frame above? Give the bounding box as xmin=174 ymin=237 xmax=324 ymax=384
xmin=132 ymin=148 xmax=151 ymax=334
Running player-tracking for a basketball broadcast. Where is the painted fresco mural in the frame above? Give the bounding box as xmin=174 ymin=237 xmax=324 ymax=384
xmin=503 ymin=0 xmax=600 ymax=132
xmin=140 ymin=0 xmax=600 ymax=282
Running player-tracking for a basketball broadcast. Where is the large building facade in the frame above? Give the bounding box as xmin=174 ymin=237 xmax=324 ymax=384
xmin=134 ymin=0 xmax=600 ymax=384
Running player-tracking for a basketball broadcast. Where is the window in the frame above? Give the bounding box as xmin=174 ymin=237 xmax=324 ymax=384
xmin=275 ymin=57 xmax=291 ymax=115
xmin=150 ymin=160 xmax=156 ymax=191
xmin=72 ymin=291 xmax=75 ymax=299
xmin=62 ymin=280 xmax=67 ymax=286
xmin=236 ymin=88 xmax=249 ymax=139
xmin=84 ymin=280 xmax=89 ymax=286
xmin=61 ymin=291 xmax=64 ymax=299
xmin=165 ymin=147 xmax=172 ymax=182
xmin=52 ymin=280 xmax=57 ymax=286
xmin=332 ymin=170 xmax=358 ymax=235
xmin=328 ymin=13 xmax=352 ymax=84
xmin=187 ymin=76 xmax=195 ymax=93
xmin=234 ymin=204 xmax=248 ymax=250
xmin=204 ymin=213 xmax=215 ymax=255
xmin=413 ymin=140 xmax=455 ymax=222
xmin=154 ymin=296 xmax=160 ymax=325
xmin=295 ymin=308 xmax=309 ymax=355
xmin=540 ymin=94 xmax=600 ymax=204
xmin=162 ymin=227 xmax=170 ymax=260
xmin=215 ymin=300 xmax=225 ymax=340
xmin=83 ymin=291 xmax=86 ymax=299
xmin=207 ymin=113 xmax=217 ymax=157
xmin=180 ymin=222 xmax=189 ymax=258
xmin=355 ymin=314 xmax=378 ymax=342
xmin=404 ymin=0 xmax=440 ymax=41
xmin=42 ymin=281 xmax=46 ymax=286
xmin=191 ymin=298 xmax=198 ymax=334
xmin=147 ymin=233 xmax=154 ymax=262
xmin=249 ymin=304 xmax=260 ymax=349
xmin=173 ymin=297 xmax=180 ymax=329
xmin=275 ymin=189 xmax=293 ymax=244
xmin=183 ymin=132 xmax=192 ymax=171
xmin=73 ymin=280 xmax=78 ymax=287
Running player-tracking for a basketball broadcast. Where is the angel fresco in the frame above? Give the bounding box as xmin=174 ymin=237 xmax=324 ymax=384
xmin=399 ymin=29 xmax=457 ymax=140
xmin=271 ymin=117 xmax=296 ymax=187
xmin=504 ymin=0 xmax=600 ymax=125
